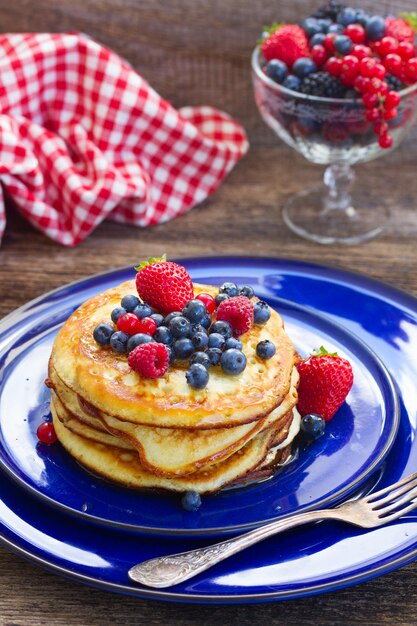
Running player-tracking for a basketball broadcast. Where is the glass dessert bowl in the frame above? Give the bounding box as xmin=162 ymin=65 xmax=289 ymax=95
xmin=252 ymin=47 xmax=417 ymax=244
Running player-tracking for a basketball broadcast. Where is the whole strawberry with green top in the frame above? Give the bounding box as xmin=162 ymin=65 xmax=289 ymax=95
xmin=297 ymin=346 xmax=354 ymax=421
xmin=135 ymin=256 xmax=194 ymax=315
xmin=260 ymin=23 xmax=309 ymax=67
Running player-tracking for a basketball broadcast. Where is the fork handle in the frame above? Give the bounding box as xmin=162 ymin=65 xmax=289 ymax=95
xmin=128 ymin=508 xmax=345 ymax=588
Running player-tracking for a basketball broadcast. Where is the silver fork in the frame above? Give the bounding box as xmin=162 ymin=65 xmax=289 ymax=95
xmin=129 ymin=472 xmax=417 ymax=588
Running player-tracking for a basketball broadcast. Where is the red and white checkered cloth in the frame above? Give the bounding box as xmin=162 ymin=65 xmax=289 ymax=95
xmin=0 ymin=34 xmax=248 ymax=246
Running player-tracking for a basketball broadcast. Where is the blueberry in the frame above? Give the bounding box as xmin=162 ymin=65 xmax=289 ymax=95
xmin=149 ymin=313 xmax=164 ymax=327
xmin=182 ymin=299 xmax=207 ymax=324
xmin=186 ymin=363 xmax=209 ymax=389
xmin=239 ymin=285 xmax=254 ymax=299
xmin=220 ymin=349 xmax=247 ymax=375
xmin=166 ymin=345 xmax=176 ymax=365
xmin=200 ymin=313 xmax=212 ymax=329
xmin=120 ymin=294 xmax=140 ymax=312
xmin=181 ymin=490 xmax=202 ymax=512
xmin=110 ymin=331 xmax=130 ymax=353
xmin=327 ymin=23 xmax=344 ymax=34
xmin=163 ymin=311 xmax=182 ymax=326
xmin=111 ymin=307 xmax=127 ymax=324
xmin=215 ymin=293 xmax=229 ymax=307
xmin=301 ymin=17 xmax=323 ymax=37
xmin=189 ymin=352 xmax=211 ymax=369
xmin=153 ymin=326 xmax=173 ymax=345
xmin=219 ymin=282 xmax=239 ymax=297
xmin=366 ymin=15 xmax=386 ymax=41
xmin=300 ymin=413 xmax=326 ymax=439
xmin=282 ymin=74 xmax=301 ymax=91
xmin=174 ymin=337 xmax=195 ymax=360
xmin=318 ymin=18 xmax=332 ymax=32
xmin=355 ymin=8 xmax=369 ymax=26
xmin=209 ymin=320 xmax=233 ymax=339
xmin=93 ymin=323 xmax=114 ymax=346
xmin=334 ymin=35 xmax=352 ymax=54
xmin=292 ymin=57 xmax=317 ymax=78
xmin=169 ymin=316 xmax=192 ymax=338
xmin=310 ymin=32 xmax=326 ymax=47
xmin=206 ymin=347 xmax=222 ymax=366
xmin=337 ymin=7 xmax=357 ymax=26
xmin=191 ymin=324 xmax=209 ymax=335
xmin=256 ymin=340 xmax=276 ymax=360
xmin=191 ymin=331 xmax=209 ymax=351
xmin=133 ymin=302 xmax=153 ymax=319
xmin=253 ymin=301 xmax=271 ymax=325
xmin=208 ymin=332 xmax=226 ymax=350
xmin=126 ymin=333 xmax=154 ymax=352
xmin=225 ymin=337 xmax=243 ymax=351
xmin=265 ymin=59 xmax=288 ymax=84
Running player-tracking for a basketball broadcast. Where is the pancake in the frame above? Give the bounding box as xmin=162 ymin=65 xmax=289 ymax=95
xmin=49 ymin=362 xmax=299 ymax=476
xmin=50 ymin=282 xmax=298 ymax=430
xmin=51 ymin=404 xmax=299 ymax=493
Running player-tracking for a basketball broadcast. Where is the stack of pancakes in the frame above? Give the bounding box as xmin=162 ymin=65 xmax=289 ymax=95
xmin=48 ymin=281 xmax=300 ymax=493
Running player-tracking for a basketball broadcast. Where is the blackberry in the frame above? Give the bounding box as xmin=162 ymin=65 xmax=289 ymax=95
xmin=311 ymin=1 xmax=345 ymax=21
xmin=300 ymin=72 xmax=346 ymax=98
xmin=386 ymin=74 xmax=404 ymax=92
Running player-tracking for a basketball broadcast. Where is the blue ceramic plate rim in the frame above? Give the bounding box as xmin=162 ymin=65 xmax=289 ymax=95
xmin=0 ymin=256 xmax=417 ymax=603
xmin=0 ymin=261 xmax=399 ymax=536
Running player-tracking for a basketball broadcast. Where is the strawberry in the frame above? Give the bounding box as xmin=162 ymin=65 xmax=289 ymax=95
xmin=135 ymin=256 xmax=194 ymax=315
xmin=216 ymin=296 xmax=254 ymax=337
xmin=128 ymin=343 xmax=169 ymax=378
xmin=385 ymin=16 xmax=416 ymax=44
xmin=296 ymin=346 xmax=354 ymax=421
xmin=261 ymin=24 xmax=309 ymax=67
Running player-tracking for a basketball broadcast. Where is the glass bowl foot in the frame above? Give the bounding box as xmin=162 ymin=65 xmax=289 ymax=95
xmin=282 ymin=187 xmax=389 ymax=245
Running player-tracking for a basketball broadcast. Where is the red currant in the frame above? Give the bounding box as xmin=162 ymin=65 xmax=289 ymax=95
xmin=117 ymin=312 xmax=143 ymax=335
xmin=351 ymin=45 xmax=372 ymax=60
xmin=378 ymin=36 xmax=399 ymax=57
xmin=325 ymin=56 xmax=342 ymax=77
xmin=373 ymin=64 xmax=387 ymax=80
xmin=344 ymin=24 xmax=366 ymax=44
xmin=362 ymin=92 xmax=378 ymax=108
xmin=383 ymin=53 xmax=402 ymax=75
xmin=138 ymin=317 xmax=157 ymax=336
xmin=323 ymin=33 xmax=336 ymax=53
xmin=378 ymin=133 xmax=393 ymax=149
xmin=385 ymin=91 xmax=401 ymax=109
xmin=405 ymin=58 xmax=417 ymax=82
xmin=384 ymin=107 xmax=398 ymax=120
xmin=196 ymin=293 xmax=216 ymax=314
xmin=359 ymin=57 xmax=377 ymax=78
xmin=365 ymin=108 xmax=381 ymax=122
xmin=374 ymin=120 xmax=388 ymax=136
xmin=354 ymin=75 xmax=371 ymax=93
xmin=37 ymin=422 xmax=57 ymax=444
xmin=311 ymin=44 xmax=328 ymax=67
xmin=368 ymin=78 xmax=388 ymax=96
xmin=341 ymin=55 xmax=359 ymax=74
xmin=398 ymin=42 xmax=415 ymax=61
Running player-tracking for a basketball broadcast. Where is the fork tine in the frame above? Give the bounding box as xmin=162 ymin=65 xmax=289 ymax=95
xmin=365 ymin=472 xmax=417 ymax=503
xmin=368 ymin=475 xmax=417 ymax=509
xmin=375 ymin=485 xmax=417 ymax=517
xmin=375 ymin=498 xmax=417 ymax=525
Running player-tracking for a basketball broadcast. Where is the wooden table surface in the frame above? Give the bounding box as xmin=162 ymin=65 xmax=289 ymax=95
xmin=1 ymin=142 xmax=417 ymax=625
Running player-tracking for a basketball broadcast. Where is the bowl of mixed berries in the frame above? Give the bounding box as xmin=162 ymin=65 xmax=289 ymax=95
xmin=252 ymin=2 xmax=417 ymax=244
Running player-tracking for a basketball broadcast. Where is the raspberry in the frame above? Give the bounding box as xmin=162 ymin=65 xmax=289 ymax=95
xmin=216 ymin=296 xmax=254 ymax=337
xmin=128 ymin=343 xmax=169 ymax=378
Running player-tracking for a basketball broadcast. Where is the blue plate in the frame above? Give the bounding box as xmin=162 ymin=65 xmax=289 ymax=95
xmin=0 ymin=263 xmax=398 ymax=536
xmin=0 ymin=257 xmax=416 ymax=603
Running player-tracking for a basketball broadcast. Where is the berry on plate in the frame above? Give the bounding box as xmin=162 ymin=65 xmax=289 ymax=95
xmin=128 ymin=342 xmax=169 ymax=378
xmin=297 ymin=346 xmax=354 ymax=421
xmin=37 ymin=421 xmax=57 ymax=444
xmin=135 ymin=256 xmax=194 ymax=315
xmin=220 ymin=348 xmax=247 ymax=375
xmin=261 ymin=24 xmax=310 ymax=67
xmin=186 ymin=363 xmax=210 ymax=389
xmin=216 ymin=296 xmax=254 ymax=337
